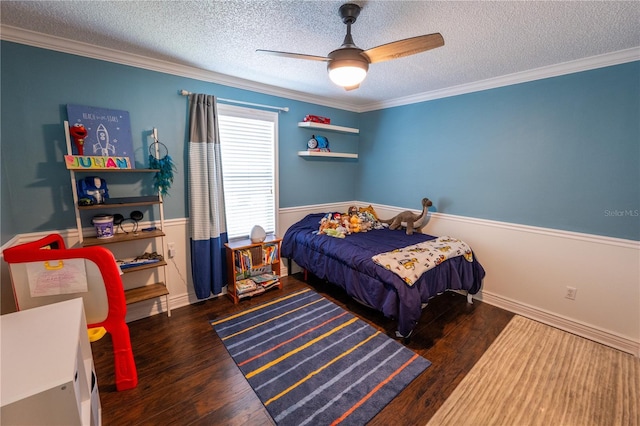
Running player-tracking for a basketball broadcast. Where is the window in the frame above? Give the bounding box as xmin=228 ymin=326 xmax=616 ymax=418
xmin=218 ymin=104 xmax=278 ymax=240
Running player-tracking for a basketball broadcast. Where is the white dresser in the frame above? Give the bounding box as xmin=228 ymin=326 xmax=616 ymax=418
xmin=1 ymin=298 xmax=101 ymax=425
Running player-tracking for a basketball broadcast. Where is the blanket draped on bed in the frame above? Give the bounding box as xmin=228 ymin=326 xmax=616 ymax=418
xmin=372 ymin=237 xmax=474 ymax=286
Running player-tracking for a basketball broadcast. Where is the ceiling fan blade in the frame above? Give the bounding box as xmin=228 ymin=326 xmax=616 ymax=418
xmin=362 ymin=33 xmax=444 ymax=64
xmin=256 ymin=49 xmax=330 ymax=62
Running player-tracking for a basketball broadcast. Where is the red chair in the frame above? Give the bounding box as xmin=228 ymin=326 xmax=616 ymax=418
xmin=4 ymin=234 xmax=138 ymax=391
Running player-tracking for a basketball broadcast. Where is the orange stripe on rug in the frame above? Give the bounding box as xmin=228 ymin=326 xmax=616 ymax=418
xmin=210 ymin=288 xmax=311 ymax=326
xmin=264 ymin=330 xmax=381 ymax=406
xmin=238 ymin=311 xmax=349 ymax=367
xmin=330 ymin=353 xmax=420 ymax=425
xmin=246 ymin=316 xmax=359 ymax=379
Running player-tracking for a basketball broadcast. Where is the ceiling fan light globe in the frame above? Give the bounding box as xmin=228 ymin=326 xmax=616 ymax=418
xmin=329 ymin=65 xmax=367 ymax=87
xmin=327 ymin=47 xmax=369 ymax=88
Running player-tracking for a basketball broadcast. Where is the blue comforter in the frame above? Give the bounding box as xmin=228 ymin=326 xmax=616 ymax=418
xmin=281 ymin=213 xmax=485 ymax=337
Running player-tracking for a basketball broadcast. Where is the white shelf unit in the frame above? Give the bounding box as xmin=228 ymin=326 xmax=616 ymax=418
xmin=297 ymin=121 xmax=360 ymax=159
xmin=64 ymin=121 xmax=170 ymax=316
xmin=297 ymin=151 xmax=358 ymax=159
xmin=297 ymin=121 xmax=359 ymax=134
xmin=0 ymin=298 xmax=101 ymax=425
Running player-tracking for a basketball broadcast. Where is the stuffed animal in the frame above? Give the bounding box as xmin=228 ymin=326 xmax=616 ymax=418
xmin=69 ymin=123 xmax=88 ymax=155
xmin=349 ymin=214 xmax=361 ymax=233
xmin=342 ymin=217 xmax=352 ymax=234
xmin=379 ymin=198 xmax=432 ymax=235
xmin=358 ymin=205 xmax=379 ymax=221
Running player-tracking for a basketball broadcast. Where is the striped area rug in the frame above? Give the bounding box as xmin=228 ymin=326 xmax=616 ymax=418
xmin=428 ymin=315 xmax=640 ymax=426
xmin=211 ymin=288 xmax=431 ymax=425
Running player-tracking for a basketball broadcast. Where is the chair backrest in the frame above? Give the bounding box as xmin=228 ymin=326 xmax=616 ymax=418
xmin=3 ymin=234 xmax=126 ymax=327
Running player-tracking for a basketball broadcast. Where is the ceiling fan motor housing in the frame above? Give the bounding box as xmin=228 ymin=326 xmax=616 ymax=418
xmin=328 ymin=48 xmax=369 ymax=72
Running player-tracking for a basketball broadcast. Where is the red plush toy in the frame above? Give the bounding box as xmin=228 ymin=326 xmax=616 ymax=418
xmin=69 ymin=123 xmax=88 ymax=155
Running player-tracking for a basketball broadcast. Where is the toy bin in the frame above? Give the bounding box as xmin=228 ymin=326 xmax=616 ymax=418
xmin=92 ymin=214 xmax=114 ymax=239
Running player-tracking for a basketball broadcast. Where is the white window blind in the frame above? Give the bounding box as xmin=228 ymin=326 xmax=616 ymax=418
xmin=218 ymin=104 xmax=278 ymax=240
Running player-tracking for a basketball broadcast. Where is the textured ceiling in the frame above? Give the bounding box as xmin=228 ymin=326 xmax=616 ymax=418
xmin=1 ymin=1 xmax=639 ymax=110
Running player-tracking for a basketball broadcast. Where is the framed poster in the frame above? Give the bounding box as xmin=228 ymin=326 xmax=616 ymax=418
xmin=66 ymin=104 xmax=135 ymax=167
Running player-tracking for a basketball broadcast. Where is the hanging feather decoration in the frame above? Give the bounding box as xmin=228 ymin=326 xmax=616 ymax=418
xmin=149 ymin=154 xmax=176 ymax=196
xmin=149 ymin=129 xmax=176 ymax=197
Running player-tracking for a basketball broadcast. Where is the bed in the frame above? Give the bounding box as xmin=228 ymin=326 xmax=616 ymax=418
xmin=281 ymin=213 xmax=485 ymax=338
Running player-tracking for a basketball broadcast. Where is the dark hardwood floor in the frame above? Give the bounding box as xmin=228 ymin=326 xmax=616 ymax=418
xmin=92 ymin=274 xmax=514 ymax=425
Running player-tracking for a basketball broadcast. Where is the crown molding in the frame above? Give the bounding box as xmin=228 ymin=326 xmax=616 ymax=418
xmin=2 ymin=25 xmax=638 ymax=114
xmin=359 ymin=47 xmax=640 ymax=112
xmin=0 ymin=25 xmax=359 ymax=112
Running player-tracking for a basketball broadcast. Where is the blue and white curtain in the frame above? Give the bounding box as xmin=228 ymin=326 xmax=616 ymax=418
xmin=187 ymin=94 xmax=228 ymax=298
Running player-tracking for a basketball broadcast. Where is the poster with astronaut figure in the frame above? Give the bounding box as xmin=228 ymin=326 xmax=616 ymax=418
xmin=66 ymin=104 xmax=135 ymax=168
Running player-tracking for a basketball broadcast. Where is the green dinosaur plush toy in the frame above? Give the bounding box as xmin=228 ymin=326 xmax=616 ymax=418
xmin=380 ymin=198 xmax=433 ymax=235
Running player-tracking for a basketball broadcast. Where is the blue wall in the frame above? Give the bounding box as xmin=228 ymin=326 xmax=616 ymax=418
xmin=359 ymin=62 xmax=640 ymax=240
xmin=0 ymin=41 xmax=359 ymax=243
xmin=1 ymin=41 xmax=638 ymax=243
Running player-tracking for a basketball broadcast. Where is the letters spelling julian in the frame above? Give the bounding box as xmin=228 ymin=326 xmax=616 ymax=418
xmin=65 ymin=155 xmax=131 ymax=170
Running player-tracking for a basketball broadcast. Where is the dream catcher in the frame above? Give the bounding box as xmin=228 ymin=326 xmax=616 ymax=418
xmin=149 ymin=128 xmax=176 ymax=197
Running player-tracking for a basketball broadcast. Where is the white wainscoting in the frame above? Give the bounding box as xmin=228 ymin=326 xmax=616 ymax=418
xmin=3 ymin=202 xmax=638 ymax=356
xmin=368 ymin=203 xmax=640 ymax=357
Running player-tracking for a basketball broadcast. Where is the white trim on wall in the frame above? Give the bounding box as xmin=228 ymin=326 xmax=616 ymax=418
xmin=282 ymin=202 xmax=640 ymax=357
xmin=361 ymin=47 xmax=640 ymax=111
xmin=478 ymin=290 xmax=639 ymax=357
xmin=1 ymin=25 xmax=638 ymax=114
xmin=0 ymin=25 xmax=356 ymax=112
xmin=3 ymin=205 xmax=638 ymax=356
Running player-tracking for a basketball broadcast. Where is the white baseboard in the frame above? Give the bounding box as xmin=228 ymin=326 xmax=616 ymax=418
xmin=477 ymin=290 xmax=639 ymax=357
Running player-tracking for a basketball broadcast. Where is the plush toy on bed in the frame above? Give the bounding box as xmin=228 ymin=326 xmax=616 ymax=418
xmin=318 ymin=213 xmax=349 ymax=238
xmin=379 ymin=198 xmax=432 ymax=235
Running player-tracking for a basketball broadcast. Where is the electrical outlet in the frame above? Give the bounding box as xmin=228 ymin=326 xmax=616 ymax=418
xmin=167 ymin=242 xmax=176 ymax=258
xmin=565 ymin=286 xmax=577 ymax=300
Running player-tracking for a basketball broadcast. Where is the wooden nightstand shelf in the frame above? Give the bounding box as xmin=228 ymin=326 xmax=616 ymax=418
xmin=225 ymin=235 xmax=282 ymax=304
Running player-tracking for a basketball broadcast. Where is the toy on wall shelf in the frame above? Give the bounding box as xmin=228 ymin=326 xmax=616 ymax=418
xmin=303 ymin=114 xmax=331 ymax=124
xmin=77 ymin=176 xmax=109 ymax=205
xmin=306 ymin=134 xmax=330 ymax=152
xmin=69 ymin=123 xmax=88 ymax=155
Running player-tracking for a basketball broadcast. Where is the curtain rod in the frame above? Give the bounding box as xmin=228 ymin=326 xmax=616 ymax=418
xmin=179 ymin=90 xmax=289 ymax=112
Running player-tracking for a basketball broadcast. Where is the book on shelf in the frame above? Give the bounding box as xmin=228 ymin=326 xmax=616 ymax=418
xmin=251 ymin=273 xmax=279 ymax=285
xmin=260 ymin=280 xmax=280 ymax=291
xmin=235 ymin=249 xmax=253 ymax=273
xmin=238 ymin=286 xmax=265 ymax=299
xmin=250 ymin=265 xmax=272 ymax=275
xmin=235 ymin=272 xmax=279 ymax=297
xmin=262 ymin=244 xmax=279 ymax=264
xmin=235 ymin=278 xmax=257 ymax=294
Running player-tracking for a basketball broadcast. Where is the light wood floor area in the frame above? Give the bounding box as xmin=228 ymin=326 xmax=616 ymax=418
xmin=92 ymin=273 xmax=514 ymax=425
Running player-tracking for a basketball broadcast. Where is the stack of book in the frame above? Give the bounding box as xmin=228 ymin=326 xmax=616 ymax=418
xmin=235 ymin=272 xmax=280 ymax=299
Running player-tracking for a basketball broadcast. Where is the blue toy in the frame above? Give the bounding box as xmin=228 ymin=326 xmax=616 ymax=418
xmin=77 ymin=176 xmax=109 ymax=205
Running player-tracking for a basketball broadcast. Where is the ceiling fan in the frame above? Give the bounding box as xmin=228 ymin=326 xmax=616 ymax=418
xmin=257 ymin=3 xmax=444 ymax=91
